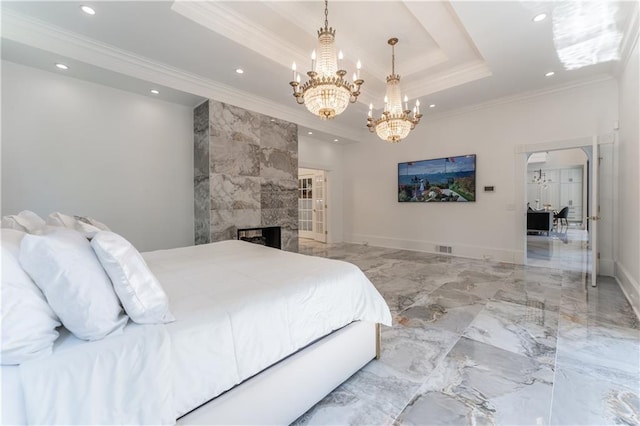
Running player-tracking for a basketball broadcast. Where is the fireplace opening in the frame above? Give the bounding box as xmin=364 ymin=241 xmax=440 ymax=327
xmin=237 ymin=226 xmax=281 ymax=250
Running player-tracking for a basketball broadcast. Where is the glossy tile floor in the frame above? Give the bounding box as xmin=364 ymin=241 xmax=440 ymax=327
xmin=294 ymin=238 xmax=639 ymax=426
xmin=527 ymin=226 xmax=590 ymax=272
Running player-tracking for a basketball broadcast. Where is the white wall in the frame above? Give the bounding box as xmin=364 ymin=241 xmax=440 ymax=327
xmin=342 ymin=79 xmax=618 ymax=263
xmin=1 ymin=61 xmax=194 ymax=251
xmin=298 ymin=136 xmax=344 ymax=243
xmin=616 ymin=36 xmax=640 ymax=316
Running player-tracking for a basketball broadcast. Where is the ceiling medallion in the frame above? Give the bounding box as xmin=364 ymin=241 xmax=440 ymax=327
xmin=367 ymin=38 xmax=422 ymax=143
xmin=289 ymin=0 xmax=364 ymax=120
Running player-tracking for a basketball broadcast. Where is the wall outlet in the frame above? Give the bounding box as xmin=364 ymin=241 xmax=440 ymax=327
xmin=437 ymin=245 xmax=452 ymax=254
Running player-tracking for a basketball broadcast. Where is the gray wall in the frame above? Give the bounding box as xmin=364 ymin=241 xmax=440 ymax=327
xmin=1 ymin=61 xmax=195 ymax=251
xmin=194 ymin=100 xmax=299 ymax=251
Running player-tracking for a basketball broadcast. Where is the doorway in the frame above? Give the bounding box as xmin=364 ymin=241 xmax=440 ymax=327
xmin=525 ymin=148 xmax=590 ymax=272
xmin=298 ymin=168 xmax=327 ymax=243
xmin=519 ymin=134 xmax=615 ymax=288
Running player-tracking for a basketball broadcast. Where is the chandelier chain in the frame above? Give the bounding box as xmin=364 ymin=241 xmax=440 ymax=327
xmin=391 ymin=43 xmax=395 ymax=75
xmin=324 ymin=0 xmax=329 ymax=30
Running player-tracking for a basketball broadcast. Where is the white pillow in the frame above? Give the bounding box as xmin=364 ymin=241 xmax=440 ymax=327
xmin=46 ymin=212 xmax=108 ymax=238
xmin=1 ymin=210 xmax=46 ymax=233
xmin=19 ymin=228 xmax=128 ymax=341
xmin=45 ymin=211 xmax=77 ymax=229
xmin=1 ymin=229 xmax=61 ymax=365
xmin=74 ymin=215 xmax=110 ymax=231
xmin=91 ymin=231 xmax=175 ymax=324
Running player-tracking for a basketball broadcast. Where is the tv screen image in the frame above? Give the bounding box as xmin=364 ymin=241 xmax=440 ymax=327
xmin=398 ymin=154 xmax=476 ymax=202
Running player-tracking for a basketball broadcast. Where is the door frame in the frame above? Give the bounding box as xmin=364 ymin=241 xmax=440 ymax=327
xmin=298 ymin=167 xmax=329 ymax=243
xmin=516 ymin=135 xmax=613 ymax=275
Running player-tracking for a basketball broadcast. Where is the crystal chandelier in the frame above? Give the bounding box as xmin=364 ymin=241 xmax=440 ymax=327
xmin=289 ymin=0 xmax=364 ymax=120
xmin=367 ymin=38 xmax=422 ymax=143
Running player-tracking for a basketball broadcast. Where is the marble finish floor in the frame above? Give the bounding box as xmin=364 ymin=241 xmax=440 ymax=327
xmin=527 ymin=227 xmax=590 ymax=272
xmin=294 ymin=239 xmax=640 ymax=426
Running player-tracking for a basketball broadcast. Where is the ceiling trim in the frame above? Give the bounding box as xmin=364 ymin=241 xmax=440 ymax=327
xmin=1 ymin=8 xmax=366 ymax=144
xmin=426 ymin=74 xmax=616 ymax=123
xmin=404 ymin=60 xmax=492 ymax=100
xmin=170 ymin=1 xmax=303 ymax=68
xmin=171 ymin=0 xmax=489 ymax=104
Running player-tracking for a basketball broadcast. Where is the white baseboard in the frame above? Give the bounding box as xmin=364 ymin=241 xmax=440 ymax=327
xmin=615 ymin=261 xmax=640 ymax=320
xmin=344 ymin=233 xmax=524 ymax=264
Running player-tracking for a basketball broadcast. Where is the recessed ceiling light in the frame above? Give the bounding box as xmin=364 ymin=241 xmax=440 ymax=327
xmin=533 ymin=13 xmax=547 ymax=23
xmin=80 ymin=5 xmax=96 ymax=15
xmin=235 ymin=68 xmax=244 ymax=74
xmin=55 ymin=63 xmax=69 ymax=70
xmin=429 ymin=104 xmax=436 ymax=108
xmin=307 ymin=131 xmax=313 ymax=135
xmin=150 ymin=89 xmax=160 ymax=95
xmin=545 ymin=71 xmax=555 ymax=77
xmin=333 ymin=139 xmax=339 ymax=142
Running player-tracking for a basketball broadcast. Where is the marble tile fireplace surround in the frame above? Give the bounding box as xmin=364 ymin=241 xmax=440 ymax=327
xmin=194 ymin=99 xmax=299 ymax=252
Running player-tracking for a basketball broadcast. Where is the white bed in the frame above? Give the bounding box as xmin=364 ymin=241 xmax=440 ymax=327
xmin=2 ymin=240 xmax=391 ymax=425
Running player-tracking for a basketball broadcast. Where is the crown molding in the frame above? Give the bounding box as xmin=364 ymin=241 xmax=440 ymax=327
xmin=426 ymin=74 xmax=616 ymax=123
xmin=1 ymin=8 xmax=365 ymax=143
xmin=172 ymin=0 xmax=484 ymax=104
xmin=362 ymin=61 xmax=491 ymax=109
xmin=404 ymin=60 xmax=492 ymax=99
xmin=171 ymin=1 xmax=305 ymax=68
xmin=173 ymin=0 xmax=387 ymax=93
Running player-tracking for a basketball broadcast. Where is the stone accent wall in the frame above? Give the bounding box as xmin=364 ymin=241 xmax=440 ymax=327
xmin=193 ymin=99 xmax=299 ymax=251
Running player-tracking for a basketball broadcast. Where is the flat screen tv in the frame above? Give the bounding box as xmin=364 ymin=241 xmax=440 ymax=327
xmin=398 ymin=154 xmax=476 ymax=202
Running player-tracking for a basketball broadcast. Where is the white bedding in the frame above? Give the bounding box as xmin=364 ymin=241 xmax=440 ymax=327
xmin=145 ymin=240 xmax=392 ymax=418
xmin=16 ymin=324 xmax=174 ymax=425
xmin=10 ymin=240 xmax=391 ymax=424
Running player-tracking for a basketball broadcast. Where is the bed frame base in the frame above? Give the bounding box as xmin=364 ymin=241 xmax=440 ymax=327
xmin=177 ymin=321 xmax=377 ymax=425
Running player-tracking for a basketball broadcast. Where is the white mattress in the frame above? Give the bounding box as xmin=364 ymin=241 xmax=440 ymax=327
xmin=4 ymin=240 xmax=391 ymax=425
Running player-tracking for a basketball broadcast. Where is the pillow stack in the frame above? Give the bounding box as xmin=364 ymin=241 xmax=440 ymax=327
xmin=19 ymin=227 xmax=129 ymax=341
xmin=1 ymin=211 xmax=175 ymax=365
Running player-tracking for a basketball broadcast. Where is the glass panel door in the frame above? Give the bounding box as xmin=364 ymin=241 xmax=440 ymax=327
xmin=298 ymin=176 xmax=314 ymax=239
xmin=313 ymin=171 xmax=327 ymax=243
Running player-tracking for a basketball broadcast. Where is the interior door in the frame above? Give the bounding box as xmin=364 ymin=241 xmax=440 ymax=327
xmin=589 ymin=138 xmax=599 ymax=287
xmin=298 ymin=175 xmax=314 ymax=239
xmin=312 ymin=171 xmax=327 ymax=243
xmin=298 ymin=169 xmax=328 ymax=242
